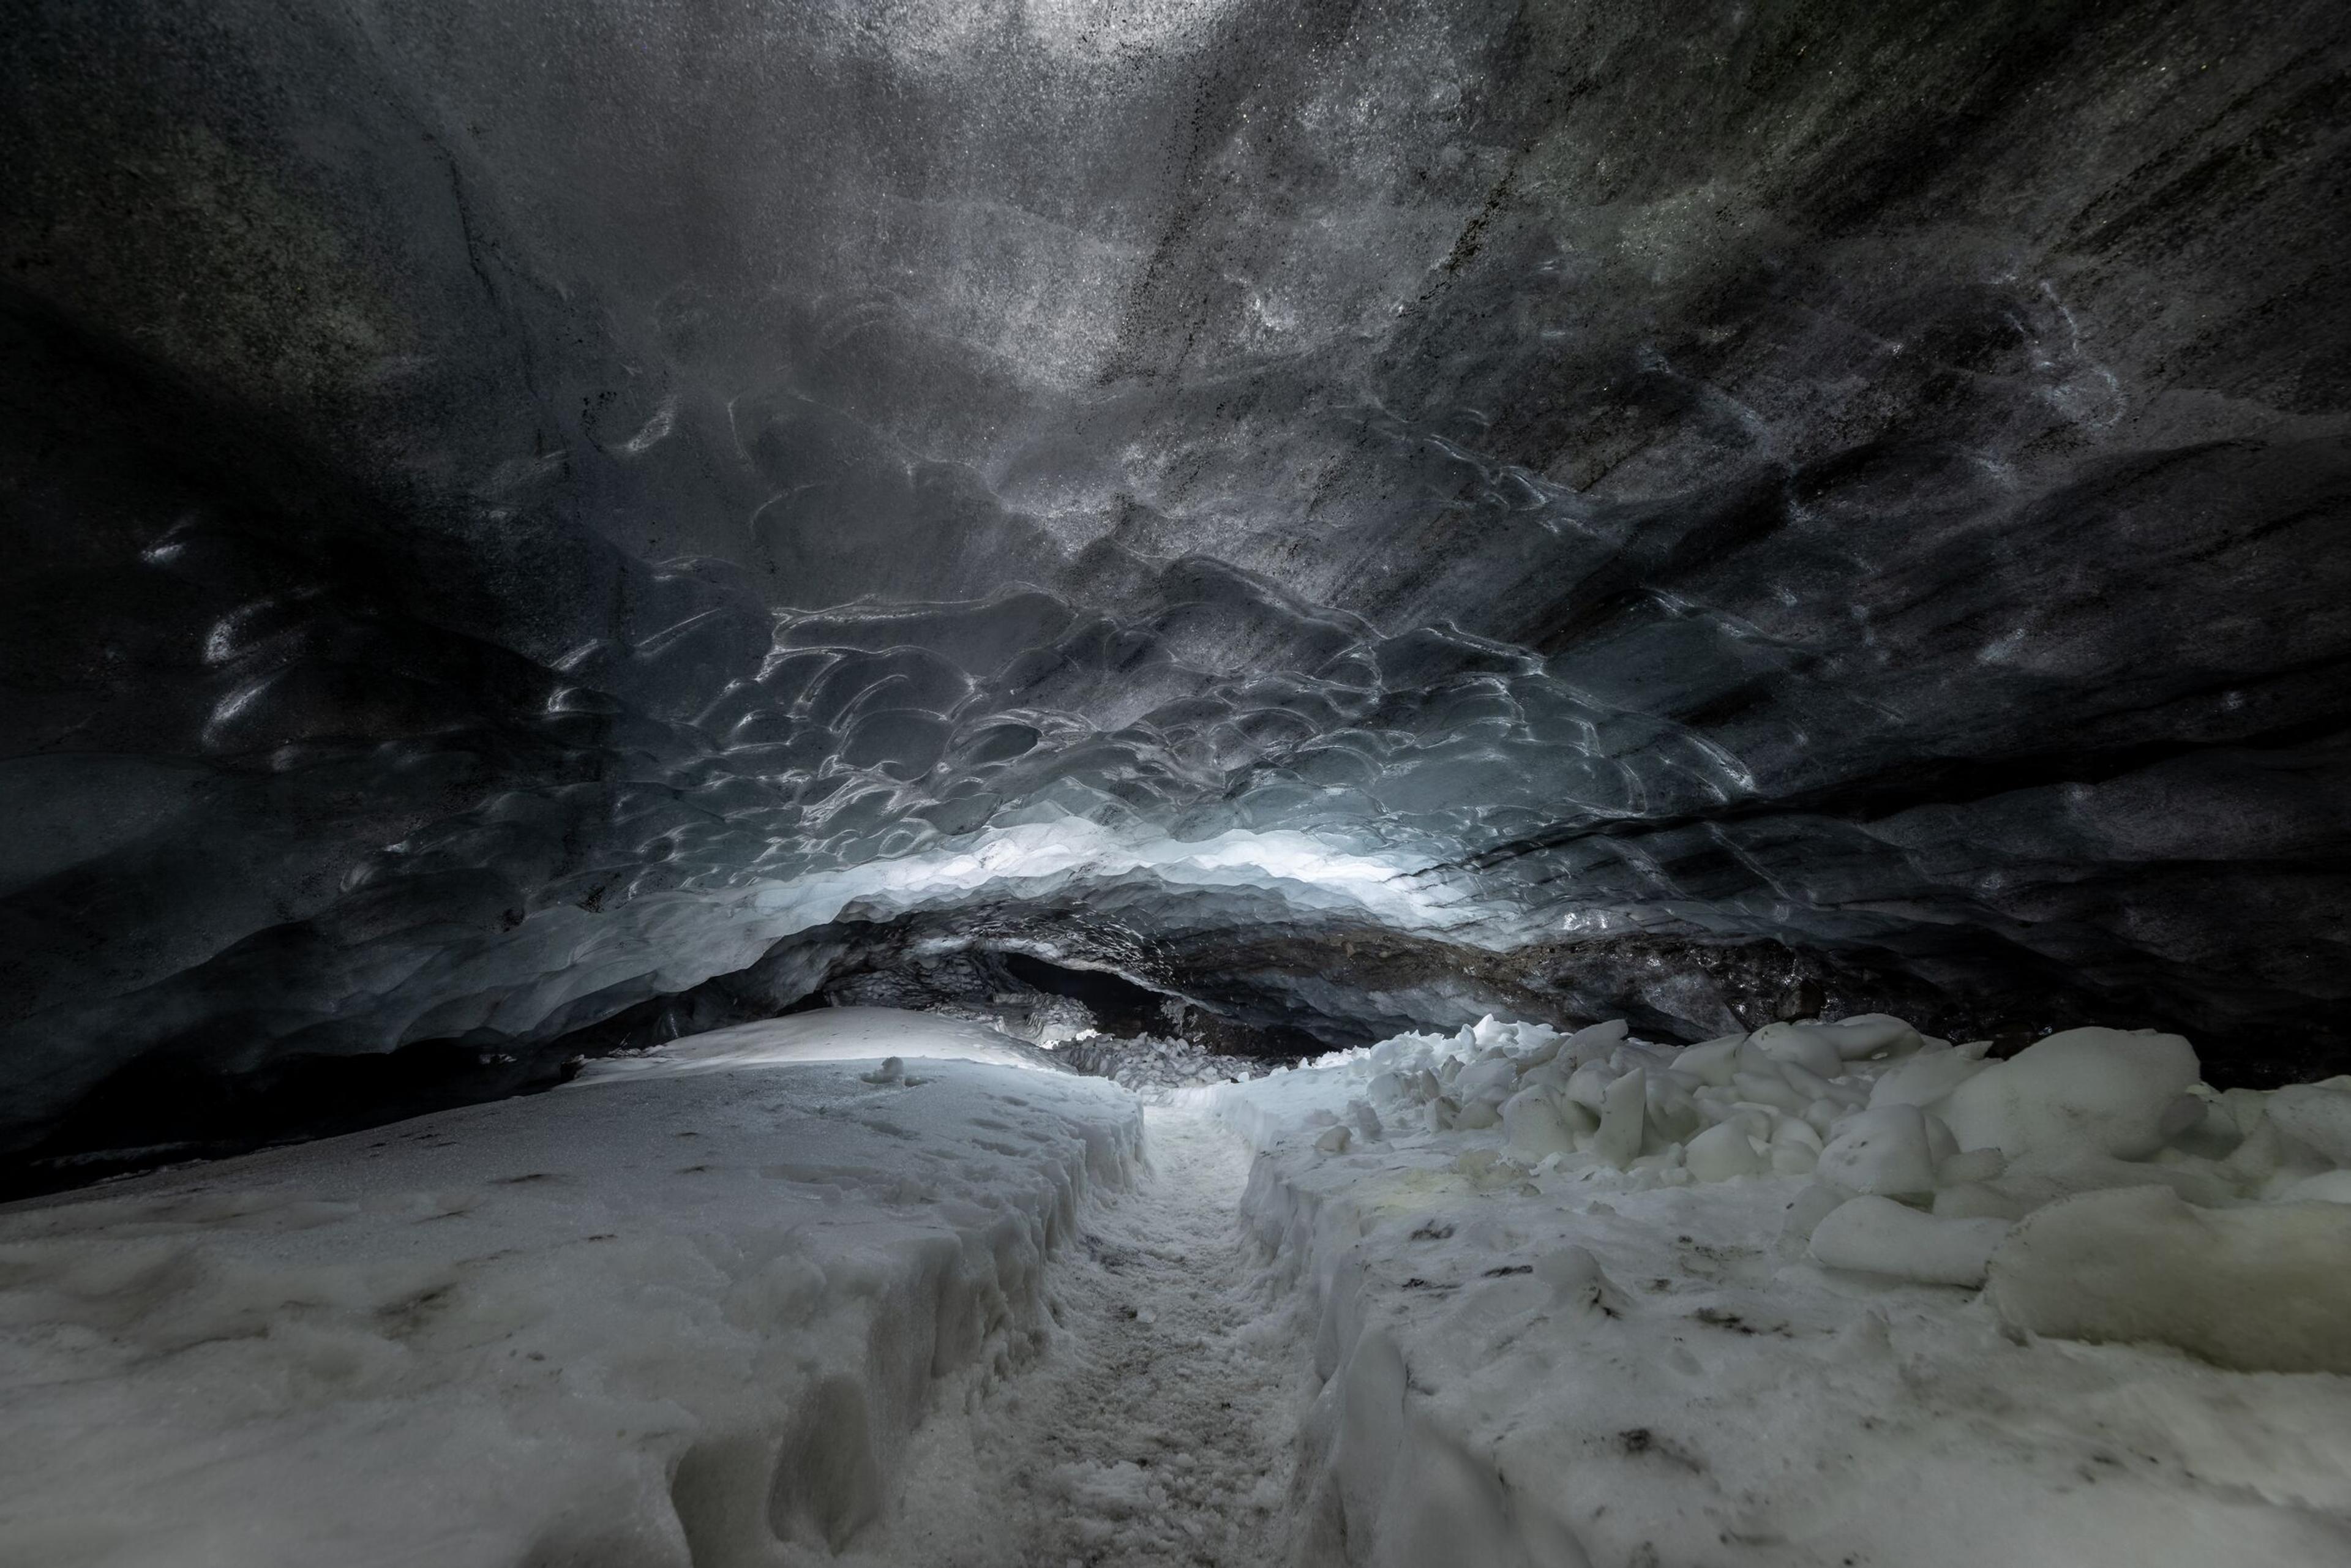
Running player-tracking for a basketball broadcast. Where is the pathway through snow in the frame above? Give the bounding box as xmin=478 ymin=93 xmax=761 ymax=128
xmin=844 ymin=1104 xmax=1307 ymax=1567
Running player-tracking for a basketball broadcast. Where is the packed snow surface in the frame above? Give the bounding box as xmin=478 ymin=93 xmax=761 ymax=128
xmin=7 ymin=1003 xmax=2351 ymax=1567
xmin=0 ymin=1010 xmax=1139 ymax=1567
xmin=839 ymin=1103 xmax=1313 ymax=1566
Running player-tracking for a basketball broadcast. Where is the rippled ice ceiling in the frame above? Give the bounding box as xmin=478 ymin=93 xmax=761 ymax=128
xmin=4 ymin=0 xmax=2349 ymax=1168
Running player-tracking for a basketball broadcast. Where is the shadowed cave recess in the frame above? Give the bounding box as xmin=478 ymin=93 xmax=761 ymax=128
xmin=4 ymin=0 xmax=2349 ymax=1193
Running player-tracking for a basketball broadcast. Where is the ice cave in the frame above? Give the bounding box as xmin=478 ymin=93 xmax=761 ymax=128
xmin=4 ymin=1 xmax=2350 ymax=1562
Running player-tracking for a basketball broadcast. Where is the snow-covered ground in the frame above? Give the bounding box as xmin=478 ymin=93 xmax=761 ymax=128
xmin=1197 ymin=1018 xmax=2351 ymax=1567
xmin=7 ymin=1005 xmax=2350 ymax=1567
xmin=0 ymin=1010 xmax=1139 ymax=1568
xmin=840 ymin=1105 xmax=1313 ymax=1566
xmin=578 ymin=1005 xmax=1076 ymax=1081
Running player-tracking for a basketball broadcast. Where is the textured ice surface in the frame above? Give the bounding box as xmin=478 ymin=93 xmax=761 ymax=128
xmin=1204 ymin=1019 xmax=2351 ymax=1566
xmin=4 ymin=0 xmax=2351 ymax=1161
xmin=0 ymin=1010 xmax=1140 ymax=1567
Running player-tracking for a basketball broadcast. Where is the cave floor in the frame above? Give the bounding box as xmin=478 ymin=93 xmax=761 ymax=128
xmin=851 ymin=1104 xmax=1311 ymax=1567
xmin=8 ymin=1011 xmax=2350 ymax=1567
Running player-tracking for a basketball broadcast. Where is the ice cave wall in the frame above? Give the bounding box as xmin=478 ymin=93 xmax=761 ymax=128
xmin=2 ymin=0 xmax=2348 ymax=1177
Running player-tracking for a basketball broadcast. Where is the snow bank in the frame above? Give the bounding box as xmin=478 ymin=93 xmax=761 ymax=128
xmin=576 ymin=1005 xmax=1074 ymax=1081
xmin=1201 ymin=1015 xmax=2351 ymax=1567
xmin=0 ymin=1010 xmax=1140 ymax=1567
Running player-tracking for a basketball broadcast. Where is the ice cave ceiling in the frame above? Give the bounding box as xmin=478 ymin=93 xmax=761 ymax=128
xmin=3 ymin=0 xmax=2349 ymax=1179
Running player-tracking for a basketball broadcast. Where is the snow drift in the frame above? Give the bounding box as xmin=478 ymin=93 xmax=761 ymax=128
xmin=0 ymin=1011 xmax=1139 ymax=1567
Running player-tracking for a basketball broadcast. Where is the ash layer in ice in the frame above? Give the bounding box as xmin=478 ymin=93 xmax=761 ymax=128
xmin=4 ymin=0 xmax=2350 ymax=1175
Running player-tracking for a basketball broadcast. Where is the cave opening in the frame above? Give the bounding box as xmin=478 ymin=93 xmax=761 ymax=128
xmin=997 ymin=951 xmax=1173 ymax=1037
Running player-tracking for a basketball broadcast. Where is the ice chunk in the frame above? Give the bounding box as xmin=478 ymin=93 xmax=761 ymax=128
xmin=1777 ymin=1182 xmax=1850 ymax=1256
xmin=1671 ymin=1033 xmax=1744 ymax=1087
xmin=1935 ymin=1027 xmax=2200 ymax=1160
xmin=1559 ymin=1018 xmax=1629 ymax=1066
xmin=1509 ymin=1024 xmax=1566 ymax=1068
xmin=1757 ymin=1015 xmax=1925 ymax=1071
xmin=1934 ymin=1146 xmax=2006 ymax=1186
xmin=2279 ymin=1169 xmax=2351 ymax=1203
xmin=1731 ymin=1065 xmax=1811 ymax=1116
xmin=1772 ymin=1111 xmax=1824 ymax=1153
xmin=1820 ymin=1013 xmax=1928 ymax=1059
xmin=1772 ymin=1056 xmax=1844 ymax=1109
xmin=1932 ymin=1181 xmax=2027 ymax=1221
xmin=2263 ymin=1084 xmax=2351 ymax=1166
xmin=1455 ymin=1056 xmax=1521 ymax=1106
xmin=1501 ymin=1088 xmax=1581 ymax=1161
xmin=1561 ymin=1060 xmax=1616 ymax=1116
xmin=1769 ymin=1113 xmax=1824 ymax=1176
xmin=1642 ymin=1074 xmax=1701 ymax=1144
xmin=1987 ymin=1185 xmax=2351 ymax=1373
xmin=1808 ymin=1195 xmax=2011 ymax=1287
xmin=1684 ymin=1117 xmax=1769 ymax=1182
xmin=2166 ymin=1093 xmax=2247 ymax=1160
xmin=1747 ymin=1021 xmax=1845 ymax=1079
xmin=1867 ymin=1044 xmax=1988 ymax=1109
xmin=1584 ymin=1068 xmax=1646 ymax=1168
xmin=2217 ymin=1117 xmax=2295 ymax=1185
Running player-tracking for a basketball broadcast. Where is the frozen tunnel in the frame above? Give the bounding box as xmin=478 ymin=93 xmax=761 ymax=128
xmin=4 ymin=1 xmax=2351 ymax=1563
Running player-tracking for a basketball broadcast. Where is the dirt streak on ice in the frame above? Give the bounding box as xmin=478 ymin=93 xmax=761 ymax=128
xmin=846 ymin=1106 xmax=1308 ymax=1568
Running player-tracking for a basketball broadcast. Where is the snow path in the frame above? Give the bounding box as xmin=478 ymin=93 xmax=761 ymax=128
xmin=845 ymin=1104 xmax=1308 ymax=1567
